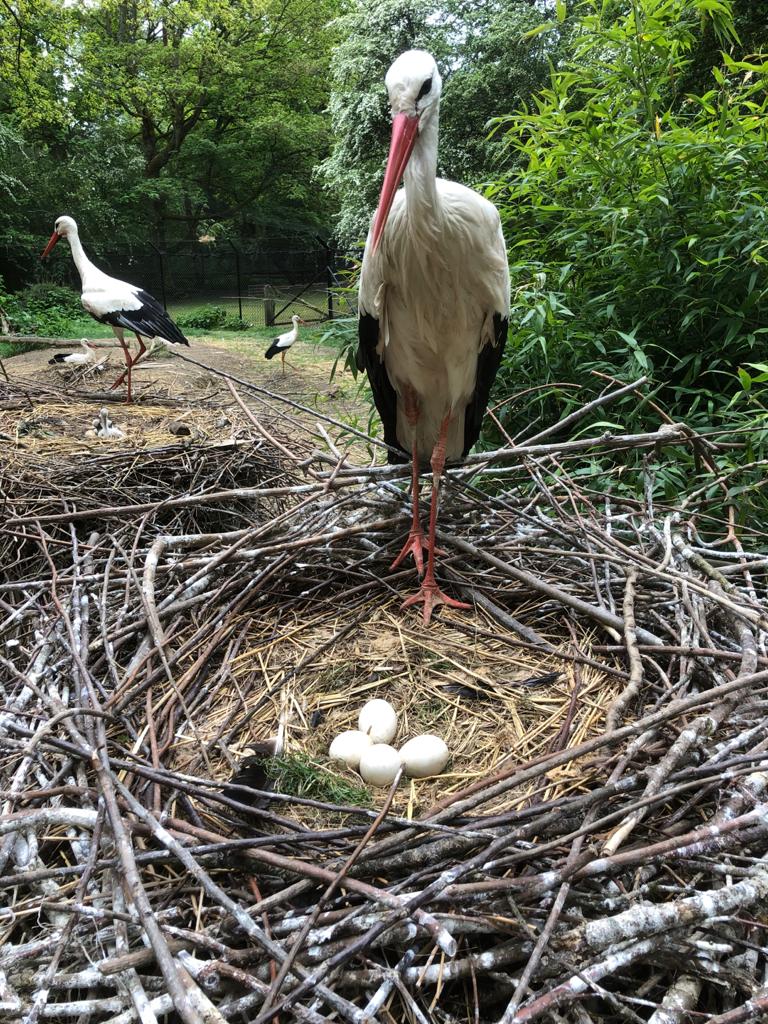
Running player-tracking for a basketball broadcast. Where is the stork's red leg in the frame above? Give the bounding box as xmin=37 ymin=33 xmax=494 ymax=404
xmin=111 ymin=334 xmax=147 ymax=396
xmin=390 ymin=437 xmax=428 ymax=575
xmin=401 ymin=412 xmax=471 ymax=625
xmin=111 ymin=334 xmax=134 ymax=403
xmin=390 ymin=387 xmax=434 ymax=575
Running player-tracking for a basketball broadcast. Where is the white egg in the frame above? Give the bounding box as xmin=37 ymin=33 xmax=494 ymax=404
xmin=399 ymin=735 xmax=450 ymax=778
xmin=358 ymin=699 xmax=398 ymax=744
xmin=328 ymin=730 xmax=373 ymax=769
xmin=358 ymin=744 xmax=402 ymax=788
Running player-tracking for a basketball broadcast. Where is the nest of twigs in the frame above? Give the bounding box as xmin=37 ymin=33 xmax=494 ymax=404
xmin=2 ymin=364 xmax=768 ymax=1024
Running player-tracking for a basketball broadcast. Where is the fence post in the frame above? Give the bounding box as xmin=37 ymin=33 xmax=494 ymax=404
xmin=317 ymin=236 xmax=334 ymax=321
xmin=150 ymin=243 xmax=168 ymax=309
xmin=230 ymin=241 xmax=243 ymax=322
xmin=264 ymin=298 xmax=275 ymax=326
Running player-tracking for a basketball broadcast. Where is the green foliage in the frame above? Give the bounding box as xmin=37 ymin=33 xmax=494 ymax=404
xmin=221 ymin=313 xmax=254 ymax=332
xmin=19 ymin=283 xmax=82 ymax=317
xmin=488 ymin=0 xmax=768 ymax=457
xmin=173 ymin=305 xmax=255 ymax=331
xmin=174 ymin=305 xmax=229 ymax=330
xmin=0 ymin=0 xmax=343 ymax=250
xmin=0 ymin=277 xmax=83 ymax=336
xmin=264 ymin=754 xmax=372 ymax=806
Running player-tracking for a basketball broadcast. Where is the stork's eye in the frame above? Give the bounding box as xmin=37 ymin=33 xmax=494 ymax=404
xmin=416 ymin=76 xmax=433 ymax=103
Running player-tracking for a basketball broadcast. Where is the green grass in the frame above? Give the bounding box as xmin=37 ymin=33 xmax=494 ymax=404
xmin=0 ymin=315 xmax=339 ymax=360
xmin=169 ymin=291 xmax=332 ymax=322
xmin=264 ymin=754 xmax=371 ymax=806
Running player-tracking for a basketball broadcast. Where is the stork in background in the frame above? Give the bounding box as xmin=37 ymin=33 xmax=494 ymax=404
xmin=264 ymin=314 xmax=305 ymax=372
xmin=41 ymin=217 xmax=189 ymax=402
xmin=358 ymin=50 xmax=510 ymax=624
xmin=48 ymin=338 xmax=97 ymax=367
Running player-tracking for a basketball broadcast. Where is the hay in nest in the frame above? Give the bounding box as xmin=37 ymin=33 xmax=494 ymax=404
xmin=1 ymin=397 xmax=231 ymax=454
xmin=171 ymin=599 xmax=616 ymax=826
xmin=2 ymin=364 xmax=768 ymax=1024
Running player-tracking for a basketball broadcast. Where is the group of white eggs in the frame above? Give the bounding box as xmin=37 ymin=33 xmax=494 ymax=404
xmin=328 ymin=699 xmax=449 ymax=788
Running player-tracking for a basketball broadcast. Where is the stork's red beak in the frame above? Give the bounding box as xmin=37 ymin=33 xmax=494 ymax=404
xmin=371 ymin=112 xmax=419 ymax=253
xmin=41 ymin=232 xmax=61 ymax=259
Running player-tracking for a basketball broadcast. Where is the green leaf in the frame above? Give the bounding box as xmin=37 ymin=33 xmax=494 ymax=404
xmin=522 ymin=20 xmax=558 ymax=40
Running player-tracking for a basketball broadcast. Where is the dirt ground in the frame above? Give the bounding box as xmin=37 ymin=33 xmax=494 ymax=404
xmin=1 ymin=331 xmax=372 ymax=456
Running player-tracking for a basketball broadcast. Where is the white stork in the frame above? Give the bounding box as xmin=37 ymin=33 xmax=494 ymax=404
xmin=48 ymin=338 xmax=97 ymax=367
xmin=41 ymin=216 xmax=189 ymax=402
xmin=358 ymin=50 xmax=510 ymax=624
xmin=264 ymin=314 xmax=305 ymax=372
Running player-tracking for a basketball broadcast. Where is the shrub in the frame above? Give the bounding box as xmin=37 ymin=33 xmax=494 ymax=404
xmin=19 ymin=283 xmax=83 ymax=317
xmin=221 ymin=313 xmax=254 ymax=331
xmin=173 ymin=305 xmax=258 ymax=331
xmin=173 ymin=305 xmax=228 ymax=330
xmin=0 ymin=279 xmax=87 ymax=337
xmin=487 ymin=0 xmax=766 ymax=447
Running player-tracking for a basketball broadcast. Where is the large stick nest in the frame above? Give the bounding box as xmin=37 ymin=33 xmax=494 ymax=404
xmin=1 ymin=367 xmax=767 ymax=1024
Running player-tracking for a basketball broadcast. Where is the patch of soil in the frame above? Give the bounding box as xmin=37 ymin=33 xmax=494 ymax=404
xmin=1 ymin=333 xmax=371 ymax=458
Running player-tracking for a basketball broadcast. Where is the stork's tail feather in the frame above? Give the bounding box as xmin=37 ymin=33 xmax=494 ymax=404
xmin=48 ymin=353 xmax=69 ymax=364
xmin=264 ymin=341 xmax=281 ymax=360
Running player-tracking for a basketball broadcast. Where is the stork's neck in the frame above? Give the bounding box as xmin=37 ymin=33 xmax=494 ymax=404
xmin=65 ymin=231 xmax=98 ymax=284
xmin=403 ymin=113 xmax=439 ymax=226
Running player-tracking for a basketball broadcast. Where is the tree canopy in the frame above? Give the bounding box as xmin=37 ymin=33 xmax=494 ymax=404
xmin=0 ymin=0 xmax=341 ymax=252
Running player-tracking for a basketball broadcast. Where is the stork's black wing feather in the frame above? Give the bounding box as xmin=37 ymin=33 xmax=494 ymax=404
xmin=100 ymin=290 xmax=189 ymax=346
xmin=357 ymin=313 xmax=407 ymax=464
xmin=462 ymin=313 xmax=508 ymax=457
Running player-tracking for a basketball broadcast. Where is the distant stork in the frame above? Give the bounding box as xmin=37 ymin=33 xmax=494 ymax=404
xmin=358 ymin=50 xmax=510 ymax=624
xmin=264 ymin=314 xmax=305 ymax=372
xmin=48 ymin=338 xmax=97 ymax=367
xmin=41 ymin=216 xmax=189 ymax=402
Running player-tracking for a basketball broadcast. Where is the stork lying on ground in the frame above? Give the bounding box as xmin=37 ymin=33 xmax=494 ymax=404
xmin=48 ymin=338 xmax=97 ymax=367
xmin=357 ymin=50 xmax=510 ymax=624
xmin=264 ymin=314 xmax=305 ymax=372
xmin=41 ymin=216 xmax=189 ymax=402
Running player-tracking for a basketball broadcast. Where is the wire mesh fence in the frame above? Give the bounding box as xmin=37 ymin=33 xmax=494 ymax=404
xmin=2 ymin=237 xmax=359 ymax=327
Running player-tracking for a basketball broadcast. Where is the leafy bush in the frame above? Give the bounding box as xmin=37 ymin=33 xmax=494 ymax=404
xmin=321 ymin=313 xmax=359 ymax=380
xmin=173 ymin=305 xmax=257 ymax=330
xmin=173 ymin=305 xmax=229 ymax=330
xmin=0 ymin=279 xmax=86 ymax=337
xmin=488 ymin=0 xmax=767 ymax=450
xmin=19 ymin=283 xmax=83 ymax=316
xmin=221 ymin=313 xmax=254 ymax=331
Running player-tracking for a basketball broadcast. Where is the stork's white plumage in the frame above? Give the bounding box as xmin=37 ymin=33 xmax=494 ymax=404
xmin=264 ymin=314 xmax=305 ymax=373
xmin=358 ymin=50 xmax=510 ymax=624
xmin=48 ymin=338 xmax=97 ymax=367
xmin=41 ymin=216 xmax=189 ymax=402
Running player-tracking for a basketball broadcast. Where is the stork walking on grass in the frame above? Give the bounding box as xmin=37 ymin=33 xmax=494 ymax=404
xmin=41 ymin=217 xmax=189 ymax=402
xmin=264 ymin=314 xmax=305 ymax=373
xmin=358 ymin=50 xmax=510 ymax=624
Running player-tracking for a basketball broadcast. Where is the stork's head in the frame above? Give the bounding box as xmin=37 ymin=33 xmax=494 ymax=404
xmin=291 ymin=314 xmax=305 ymax=325
xmin=41 ymin=215 xmax=78 ymax=258
xmin=371 ymin=50 xmax=442 ymax=253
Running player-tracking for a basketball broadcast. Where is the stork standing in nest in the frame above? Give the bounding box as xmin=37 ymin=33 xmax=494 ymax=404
xmin=41 ymin=216 xmax=189 ymax=402
xmin=357 ymin=50 xmax=510 ymax=624
xmin=48 ymin=338 xmax=97 ymax=367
